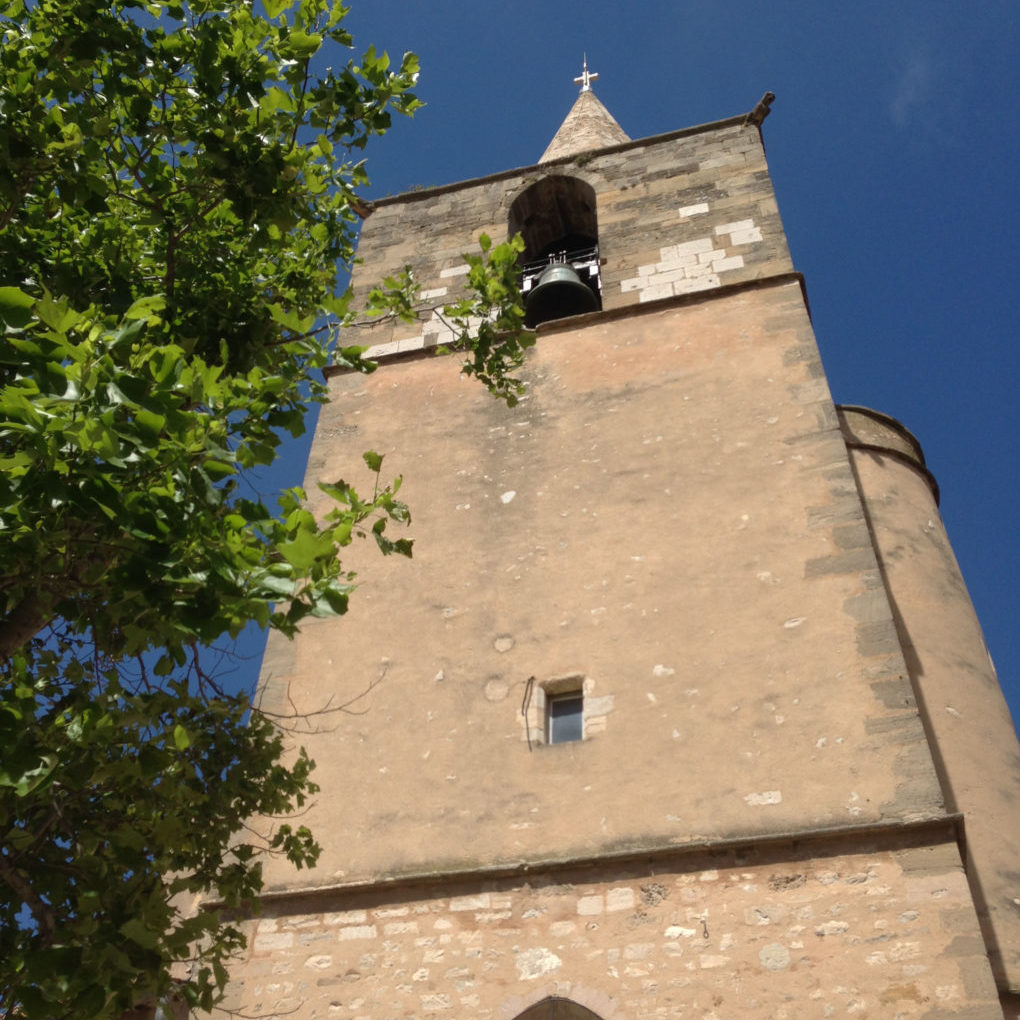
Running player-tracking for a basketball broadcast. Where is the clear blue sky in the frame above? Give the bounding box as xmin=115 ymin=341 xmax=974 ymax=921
xmin=253 ymin=2 xmax=1018 ymax=727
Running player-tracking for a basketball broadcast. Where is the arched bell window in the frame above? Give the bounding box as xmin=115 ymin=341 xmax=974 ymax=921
xmin=508 ymin=176 xmax=602 ymax=327
xmin=513 ymin=997 xmax=606 ymax=1020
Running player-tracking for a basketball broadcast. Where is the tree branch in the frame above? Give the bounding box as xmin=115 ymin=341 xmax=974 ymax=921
xmin=0 ymin=596 xmax=49 ymax=663
xmin=0 ymin=853 xmax=57 ymax=942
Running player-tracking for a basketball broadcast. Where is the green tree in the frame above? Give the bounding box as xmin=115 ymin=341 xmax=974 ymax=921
xmin=0 ymin=0 xmax=527 ymax=1016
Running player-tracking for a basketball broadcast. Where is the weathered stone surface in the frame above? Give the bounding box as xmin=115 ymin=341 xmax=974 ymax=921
xmin=235 ymin=100 xmax=1019 ymax=1016
xmin=256 ymin=285 xmax=945 ymax=891
xmin=229 ymin=841 xmax=1002 ymax=1019
xmin=539 ymin=89 xmax=630 ymax=163
xmin=341 ymin=119 xmax=792 ymax=362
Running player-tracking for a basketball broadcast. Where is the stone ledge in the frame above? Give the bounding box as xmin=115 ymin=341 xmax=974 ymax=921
xmin=837 ymin=405 xmax=940 ymax=504
xmin=209 ymin=812 xmax=963 ymax=913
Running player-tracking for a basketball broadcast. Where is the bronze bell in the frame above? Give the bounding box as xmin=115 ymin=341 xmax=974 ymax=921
xmin=524 ymin=263 xmax=599 ymax=327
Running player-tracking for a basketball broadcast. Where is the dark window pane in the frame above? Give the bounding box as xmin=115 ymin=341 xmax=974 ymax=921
xmin=548 ymin=693 xmax=583 ymax=744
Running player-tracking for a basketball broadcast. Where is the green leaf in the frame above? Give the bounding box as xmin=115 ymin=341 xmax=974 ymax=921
xmin=172 ymin=725 xmax=191 ymax=751
xmin=203 ymin=459 xmax=236 ymax=481
xmin=118 ymin=918 xmax=161 ymax=951
xmin=0 ymin=286 xmax=34 ymax=327
xmin=362 ymin=450 xmax=384 ymax=473
xmin=277 ymin=527 xmax=335 ymax=570
xmin=123 ymin=295 xmax=166 ymax=322
xmin=135 ymin=408 xmax=167 ymax=439
xmin=6 ymin=753 xmax=58 ymax=796
xmin=284 ymin=31 xmax=322 ymax=56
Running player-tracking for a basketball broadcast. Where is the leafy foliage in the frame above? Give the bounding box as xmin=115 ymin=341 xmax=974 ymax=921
xmin=0 ymin=0 xmax=423 ymax=665
xmin=1 ymin=643 xmax=318 ymax=1018
xmin=444 ymin=232 xmax=534 ymax=406
xmin=0 ymin=1 xmax=530 ymax=1013
xmin=0 ymin=0 xmax=431 ymax=1015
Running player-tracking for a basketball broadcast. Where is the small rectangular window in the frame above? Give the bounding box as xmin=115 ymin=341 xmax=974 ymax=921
xmin=547 ymin=691 xmax=584 ymax=744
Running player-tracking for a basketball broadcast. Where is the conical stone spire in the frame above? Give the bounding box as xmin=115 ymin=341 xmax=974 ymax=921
xmin=539 ymin=61 xmax=630 ymax=163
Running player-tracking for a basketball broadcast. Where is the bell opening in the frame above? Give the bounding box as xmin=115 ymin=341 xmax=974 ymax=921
xmin=510 ymin=176 xmax=603 ymax=328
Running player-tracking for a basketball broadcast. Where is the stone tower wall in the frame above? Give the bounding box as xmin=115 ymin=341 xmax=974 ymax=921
xmin=840 ymin=407 xmax=1020 ymax=992
xmin=257 ymin=282 xmax=945 ymax=891
xmin=235 ymin=109 xmax=1019 ymax=1017
xmin=225 ymin=829 xmax=1002 ymax=1019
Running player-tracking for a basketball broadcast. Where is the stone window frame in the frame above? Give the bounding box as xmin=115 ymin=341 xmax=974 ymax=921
xmin=520 ymin=673 xmax=614 ymax=748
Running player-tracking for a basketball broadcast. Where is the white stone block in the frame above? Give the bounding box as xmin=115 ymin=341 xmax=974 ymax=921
xmin=619 ymin=277 xmax=643 ymax=292
xmin=699 ymin=153 xmax=743 ymax=169
xmin=728 ymin=227 xmax=763 ymax=245
xmin=324 ymin=910 xmax=367 ymax=925
xmin=699 ymin=953 xmax=731 ymax=968
xmin=675 ymin=275 xmax=719 ymax=294
xmin=697 ymin=248 xmax=727 ymax=264
xmin=375 ymin=906 xmax=411 ymax=919
xmin=253 ymin=932 xmax=295 ymax=951
xmin=419 ymin=287 xmax=449 ymax=300
xmin=715 ymin=219 xmax=754 ymax=236
xmin=449 ymin=893 xmax=490 ymax=911
xmin=638 ymin=283 xmax=674 ymax=303
xmin=606 ymin=887 xmax=635 ymax=912
xmin=338 ymin=924 xmax=378 ymax=940
xmin=515 ymin=947 xmax=562 ymax=980
xmin=712 ymin=255 xmax=745 ymax=273
xmin=637 ymin=263 xmax=658 ymax=277
xmin=577 ymin=895 xmax=604 ymax=916
xmin=673 ymin=237 xmax=714 ymax=258
xmin=654 ymin=268 xmax=688 ymax=285
xmin=419 ymin=992 xmax=454 ymax=1011
xmin=678 ymin=202 xmax=710 ymax=218
xmin=439 ymin=263 xmax=470 ymax=278
xmin=687 ymin=262 xmax=717 ymax=278
xmin=363 ymin=340 xmax=400 ymax=359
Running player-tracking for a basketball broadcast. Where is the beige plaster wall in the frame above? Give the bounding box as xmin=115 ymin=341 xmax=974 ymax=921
xmin=226 ymin=835 xmax=1002 ymax=1019
xmin=256 ymin=280 xmax=944 ymax=891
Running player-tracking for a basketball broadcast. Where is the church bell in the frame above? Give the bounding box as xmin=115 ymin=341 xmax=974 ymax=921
xmin=524 ymin=262 xmax=599 ymax=327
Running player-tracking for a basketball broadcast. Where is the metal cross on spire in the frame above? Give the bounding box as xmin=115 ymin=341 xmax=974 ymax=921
xmin=573 ymin=55 xmax=599 ymax=93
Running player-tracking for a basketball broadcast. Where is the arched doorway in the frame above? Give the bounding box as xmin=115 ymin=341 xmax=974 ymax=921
xmin=514 ymin=997 xmax=605 ymax=1020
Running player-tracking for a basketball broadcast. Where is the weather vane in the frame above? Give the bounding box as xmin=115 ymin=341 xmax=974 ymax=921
xmin=574 ymin=54 xmax=598 ymax=93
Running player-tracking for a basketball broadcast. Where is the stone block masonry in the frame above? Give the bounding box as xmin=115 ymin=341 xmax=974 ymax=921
xmin=227 ymin=833 xmax=1002 ymax=1019
xmin=617 ymin=214 xmax=762 ymax=302
xmin=346 ymin=119 xmax=792 ymax=362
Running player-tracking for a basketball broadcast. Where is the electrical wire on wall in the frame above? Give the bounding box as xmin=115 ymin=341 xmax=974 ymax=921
xmin=521 ymin=675 xmax=535 ymax=752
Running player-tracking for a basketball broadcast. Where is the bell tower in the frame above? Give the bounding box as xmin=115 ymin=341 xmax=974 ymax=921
xmin=227 ymin=71 xmax=1020 ymax=1019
